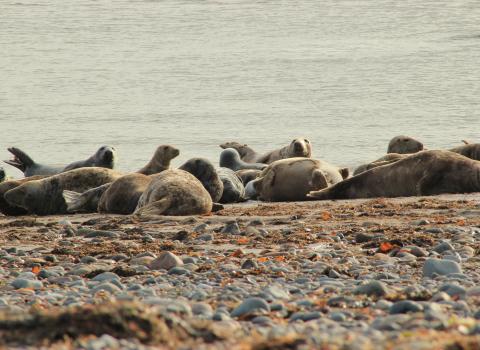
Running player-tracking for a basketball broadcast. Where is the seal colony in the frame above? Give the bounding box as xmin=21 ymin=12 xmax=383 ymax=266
xmin=1 ymin=135 xmax=480 ymax=216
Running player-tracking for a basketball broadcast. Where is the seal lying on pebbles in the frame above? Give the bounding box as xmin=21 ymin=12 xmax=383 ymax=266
xmin=137 ymin=145 xmax=179 ymax=175
xmin=4 ymin=167 xmax=122 ymax=215
xmin=221 ymin=138 xmax=312 ymax=164
xmin=449 ymin=143 xmax=480 ymax=161
xmin=387 ymin=136 xmax=424 ymax=154
xmin=236 ymin=169 xmax=262 ymax=185
xmin=219 ymin=148 xmax=267 ymax=171
xmin=179 ymin=158 xmax=223 ymax=202
xmin=249 ymin=158 xmax=349 ymax=202
xmin=217 ymin=167 xmax=246 ymax=203
xmin=308 ymin=150 xmax=480 ymax=200
xmin=134 ymin=169 xmax=212 ymax=216
xmin=353 ymin=153 xmax=407 ymax=175
xmin=4 ymin=146 xmax=117 ymax=177
xmin=0 ymin=176 xmax=46 ymax=215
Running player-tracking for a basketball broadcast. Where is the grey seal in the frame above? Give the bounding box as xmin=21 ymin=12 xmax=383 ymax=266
xmin=4 ymin=145 xmax=117 ymax=177
xmin=308 ymin=150 xmax=480 ymax=200
xmin=250 ymin=157 xmax=349 ymax=202
xmin=217 ymin=167 xmax=246 ymax=203
xmin=387 ymin=136 xmax=424 ymax=154
xmin=179 ymin=158 xmax=223 ymax=203
xmin=134 ymin=169 xmax=212 ymax=216
xmin=219 ymin=148 xmax=267 ymax=171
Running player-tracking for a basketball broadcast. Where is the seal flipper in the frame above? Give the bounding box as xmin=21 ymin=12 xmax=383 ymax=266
xmin=134 ymin=197 xmax=172 ymax=216
xmin=4 ymin=147 xmax=35 ymax=173
xmin=62 ymin=190 xmax=86 ymax=213
xmin=310 ymin=169 xmax=328 ymax=190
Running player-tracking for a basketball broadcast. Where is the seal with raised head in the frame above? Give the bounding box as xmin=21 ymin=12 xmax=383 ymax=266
xmin=179 ymin=158 xmax=223 ymax=202
xmin=219 ymin=148 xmax=267 ymax=171
xmin=353 ymin=153 xmax=407 ymax=176
xmin=308 ymin=150 xmax=480 ymax=200
xmin=449 ymin=143 xmax=480 ymax=161
xmin=221 ymin=138 xmax=313 ymax=164
xmin=137 ymin=145 xmax=180 ymax=175
xmin=249 ymin=157 xmax=349 ymax=202
xmin=134 ymin=169 xmax=212 ymax=216
xmin=387 ymin=136 xmax=424 ymax=154
xmin=4 ymin=145 xmax=117 ymax=177
xmin=4 ymin=167 xmax=122 ymax=215
xmin=0 ymin=175 xmax=46 ymax=215
xmin=217 ymin=167 xmax=246 ymax=203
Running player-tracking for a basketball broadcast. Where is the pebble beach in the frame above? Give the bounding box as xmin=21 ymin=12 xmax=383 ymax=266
xmin=1 ymin=194 xmax=480 ymax=349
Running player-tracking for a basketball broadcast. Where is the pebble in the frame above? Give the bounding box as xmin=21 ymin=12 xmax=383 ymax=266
xmin=221 ymin=222 xmax=241 ymax=235
xmin=389 ymin=300 xmax=424 ymax=314
xmin=290 ymin=311 xmax=322 ymax=322
xmin=11 ymin=278 xmax=43 ymax=290
xmin=423 ymin=258 xmax=462 ymax=278
xmin=433 ymin=241 xmax=455 ymax=254
xmin=230 ymin=297 xmax=270 ymax=318
xmin=353 ymin=281 xmax=389 ymax=297
xmin=149 ymin=251 xmax=184 ymax=270
xmin=91 ymin=282 xmax=122 ymax=294
xmin=241 ymin=259 xmax=258 ymax=269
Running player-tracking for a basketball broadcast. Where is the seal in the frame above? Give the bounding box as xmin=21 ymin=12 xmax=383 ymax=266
xmin=0 ymin=175 xmax=46 ymax=216
xmin=219 ymin=148 xmax=267 ymax=171
xmin=387 ymin=136 xmax=424 ymax=154
xmin=219 ymin=142 xmax=260 ymax=163
xmin=137 ymin=145 xmax=180 ymax=175
xmin=449 ymin=144 xmax=480 ymax=161
xmin=63 ymin=183 xmax=113 ymax=213
xmin=134 ymin=169 xmax=212 ymax=216
xmin=249 ymin=157 xmax=349 ymax=202
xmin=353 ymin=153 xmax=407 ymax=176
xmin=179 ymin=158 xmax=223 ymax=202
xmin=217 ymin=167 xmax=246 ymax=203
xmin=236 ymin=169 xmax=262 ymax=185
xmin=308 ymin=150 xmax=480 ymax=200
xmin=4 ymin=145 xmax=117 ymax=177
xmin=220 ymin=138 xmax=312 ymax=164
xmin=4 ymin=167 xmax=122 ymax=215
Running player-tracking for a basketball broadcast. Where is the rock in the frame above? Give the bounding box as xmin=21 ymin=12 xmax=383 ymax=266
xmin=197 ymin=234 xmax=214 ymax=241
xmin=423 ymin=259 xmax=462 ymax=278
xmin=389 ymin=300 xmax=424 ymax=314
xmin=11 ymin=278 xmax=43 ymax=290
xmin=168 ymin=267 xmax=189 ymax=275
xmin=193 ymin=223 xmax=208 ymax=233
xmin=263 ymin=285 xmax=290 ymax=300
xmin=192 ymin=302 xmax=213 ymax=317
xmin=407 ymin=246 xmax=428 ymax=257
xmin=330 ymin=312 xmax=347 ymax=322
xmin=355 ymin=232 xmax=375 ymax=243
xmin=290 ymin=311 xmax=322 ymax=322
xmin=241 ymin=259 xmax=258 ymax=270
xmin=91 ymin=282 xmax=122 ymax=294
xmin=439 ymin=283 xmax=466 ymax=298
xmin=433 ymin=241 xmax=455 ymax=254
xmin=328 ymin=269 xmax=342 ymax=279
xmin=231 ymin=297 xmax=270 ymax=318
xmin=92 ymin=272 xmax=119 ymax=282
xmin=80 ymin=256 xmax=97 ymax=264
xmin=412 ymin=219 xmax=430 ymax=226
xmin=150 ymin=251 xmax=184 ymax=270
xmin=221 ymin=222 xmax=240 ymax=235
xmin=353 ymin=281 xmax=389 ymax=297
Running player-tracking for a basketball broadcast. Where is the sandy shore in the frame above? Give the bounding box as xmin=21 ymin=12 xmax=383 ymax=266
xmin=1 ymin=194 xmax=480 ymax=349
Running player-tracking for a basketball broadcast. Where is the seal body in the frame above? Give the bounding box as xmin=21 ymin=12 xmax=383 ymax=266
xmin=4 ymin=167 xmax=122 ymax=215
xmin=251 ymin=158 xmax=348 ymax=202
xmin=219 ymin=148 xmax=266 ymax=171
xmin=98 ymin=173 xmax=152 ymax=214
xmin=387 ymin=136 xmax=423 ymax=154
xmin=0 ymin=175 xmax=46 ymax=215
xmin=308 ymin=150 xmax=480 ymax=200
xmin=137 ymin=145 xmax=180 ymax=175
xmin=179 ymin=158 xmax=223 ymax=202
xmin=217 ymin=167 xmax=245 ymax=203
xmin=134 ymin=169 xmax=212 ymax=216
xmin=236 ymin=169 xmax=262 ymax=185
xmin=353 ymin=153 xmax=407 ymax=176
xmin=4 ymin=146 xmax=117 ymax=177
xmin=449 ymin=144 xmax=480 ymax=161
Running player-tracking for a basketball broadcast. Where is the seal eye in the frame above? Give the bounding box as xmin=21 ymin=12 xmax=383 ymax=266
xmin=305 ymin=139 xmax=310 ymax=144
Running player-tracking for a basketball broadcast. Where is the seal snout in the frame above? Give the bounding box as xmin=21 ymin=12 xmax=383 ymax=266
xmin=102 ymin=149 xmax=115 ymax=162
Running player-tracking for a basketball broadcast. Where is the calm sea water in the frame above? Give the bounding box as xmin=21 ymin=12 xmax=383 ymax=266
xmin=1 ymin=0 xmax=479 ymax=178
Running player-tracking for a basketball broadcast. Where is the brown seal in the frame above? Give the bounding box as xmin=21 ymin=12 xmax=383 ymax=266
xmin=308 ymin=150 xmax=480 ymax=200
xmin=236 ymin=169 xmax=262 ymax=185
xmin=4 ymin=167 xmax=122 ymax=215
xmin=134 ymin=169 xmax=212 ymax=216
xmin=449 ymin=143 xmax=480 ymax=161
xmin=387 ymin=136 xmax=424 ymax=154
xmin=353 ymin=153 xmax=407 ymax=176
xmin=250 ymin=157 xmax=349 ymax=202
xmin=136 ymin=145 xmax=180 ymax=175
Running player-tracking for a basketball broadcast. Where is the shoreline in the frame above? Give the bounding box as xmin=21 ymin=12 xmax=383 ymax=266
xmin=1 ymin=194 xmax=480 ymax=348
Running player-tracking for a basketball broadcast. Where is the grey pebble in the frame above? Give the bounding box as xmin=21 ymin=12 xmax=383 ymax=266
xmin=433 ymin=241 xmax=455 ymax=254
xmin=290 ymin=311 xmax=322 ymax=322
xmin=221 ymin=222 xmax=240 ymax=235
xmin=353 ymin=280 xmax=389 ymax=297
xmin=423 ymin=258 xmax=462 ymax=278
xmin=150 ymin=251 xmax=184 ymax=271
xmin=11 ymin=278 xmax=43 ymax=290
xmin=230 ymin=297 xmax=270 ymax=318
xmin=389 ymin=300 xmax=424 ymax=314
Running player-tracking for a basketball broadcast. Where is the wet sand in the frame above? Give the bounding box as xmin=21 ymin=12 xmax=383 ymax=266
xmin=1 ymin=194 xmax=480 ymax=349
